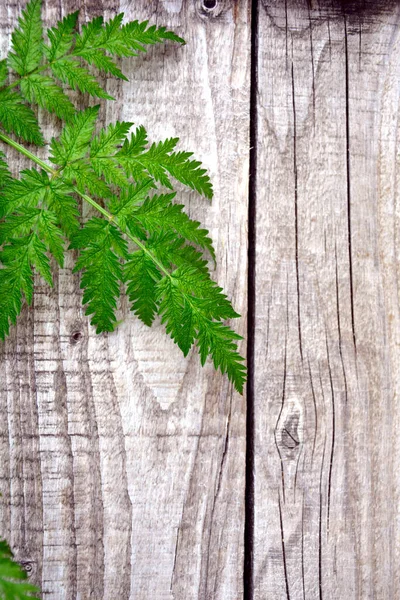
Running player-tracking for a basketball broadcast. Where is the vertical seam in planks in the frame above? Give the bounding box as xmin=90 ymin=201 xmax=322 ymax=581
xmin=244 ymin=0 xmax=258 ymax=598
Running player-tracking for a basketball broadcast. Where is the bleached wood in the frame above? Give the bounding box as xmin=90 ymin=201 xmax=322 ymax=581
xmin=253 ymin=1 xmax=400 ymax=598
xmin=0 ymin=1 xmax=250 ymax=598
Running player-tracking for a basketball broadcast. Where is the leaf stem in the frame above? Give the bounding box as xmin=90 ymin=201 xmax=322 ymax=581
xmin=0 ymin=132 xmax=56 ymax=174
xmin=76 ymin=190 xmax=170 ymax=277
xmin=0 ymin=130 xmax=171 ymax=278
xmin=3 ymin=58 xmax=70 ymax=92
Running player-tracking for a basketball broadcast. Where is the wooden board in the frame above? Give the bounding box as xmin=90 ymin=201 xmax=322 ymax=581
xmin=0 ymin=1 xmax=250 ymax=598
xmin=253 ymin=1 xmax=400 ymax=598
xmin=3 ymin=0 xmax=400 ymax=598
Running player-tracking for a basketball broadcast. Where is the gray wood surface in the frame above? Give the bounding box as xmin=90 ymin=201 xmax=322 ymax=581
xmin=253 ymin=1 xmax=400 ymax=598
xmin=2 ymin=0 xmax=400 ymax=598
xmin=0 ymin=1 xmax=250 ymax=598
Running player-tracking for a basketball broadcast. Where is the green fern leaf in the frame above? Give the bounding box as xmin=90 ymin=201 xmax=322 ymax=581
xmin=0 ymin=169 xmax=48 ymax=217
xmin=0 ymin=232 xmax=54 ymax=340
xmin=89 ymin=121 xmax=132 ymax=185
xmin=44 ymin=11 xmax=79 ymax=61
xmin=170 ymin=266 xmax=239 ymax=321
xmin=0 ymin=4 xmax=245 ymax=391
xmin=156 ymin=275 xmax=195 ymax=356
xmin=74 ymin=13 xmax=184 ymax=59
xmin=0 ymin=207 xmax=40 ymax=242
xmin=0 ymin=539 xmax=40 ymax=599
xmin=8 ymin=0 xmax=43 ymax=76
xmin=116 ymin=124 xmax=147 ymax=156
xmin=46 ymin=179 xmax=80 ymax=236
xmin=196 ymin=317 xmax=246 ymax=394
xmin=120 ymin=20 xmax=185 ymax=54
xmin=117 ymin=135 xmax=213 ymax=198
xmin=74 ymin=15 xmax=127 ymax=79
xmin=150 ymin=232 xmax=209 ymax=273
xmin=50 ymin=105 xmax=99 ymax=166
xmin=74 ymin=16 xmax=105 ymax=53
xmin=0 ymin=152 xmax=11 ymax=190
xmin=117 ymin=137 xmax=177 ymax=186
xmin=91 ymin=121 xmax=132 ymax=156
xmin=0 ymin=59 xmax=8 ymax=86
xmin=78 ymin=50 xmax=128 ymax=81
xmin=62 ymin=161 xmax=112 ymax=199
xmin=156 ymin=267 xmax=245 ymax=391
xmin=0 ymin=251 xmax=31 ymax=340
xmin=70 ymin=218 xmax=127 ymax=333
xmin=108 ymin=179 xmax=155 ymax=226
xmin=124 ymin=250 xmax=162 ymax=326
xmin=131 ymin=192 xmax=215 ymax=260
xmin=36 ymin=209 xmax=65 ymax=266
xmin=20 ymin=74 xmax=75 ymax=121
xmin=28 ymin=234 xmax=53 ymax=285
xmin=0 ymin=90 xmax=43 ymax=145
xmin=51 ymin=57 xmax=113 ymax=100
xmin=162 ymin=151 xmax=213 ymax=199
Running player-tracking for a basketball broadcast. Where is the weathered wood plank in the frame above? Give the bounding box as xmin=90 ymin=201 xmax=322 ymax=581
xmin=0 ymin=1 xmax=250 ymax=598
xmin=253 ymin=1 xmax=400 ymax=598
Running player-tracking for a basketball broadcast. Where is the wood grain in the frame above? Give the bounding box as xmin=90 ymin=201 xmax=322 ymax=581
xmin=253 ymin=1 xmax=400 ymax=598
xmin=0 ymin=1 xmax=250 ymax=598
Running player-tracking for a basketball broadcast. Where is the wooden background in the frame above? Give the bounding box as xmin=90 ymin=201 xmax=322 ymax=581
xmin=1 ymin=0 xmax=400 ymax=598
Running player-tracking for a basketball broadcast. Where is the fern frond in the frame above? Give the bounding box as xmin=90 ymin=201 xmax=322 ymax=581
xmin=90 ymin=121 xmax=132 ymax=156
xmin=156 ymin=267 xmax=245 ymax=389
xmin=0 ymin=232 xmax=53 ymax=340
xmin=51 ymin=57 xmax=113 ymax=100
xmin=74 ymin=13 xmax=184 ymax=59
xmin=0 ymin=90 xmax=43 ymax=145
xmin=36 ymin=209 xmax=65 ymax=266
xmin=46 ymin=178 xmax=80 ymax=236
xmin=20 ymin=74 xmax=75 ymax=121
xmin=120 ymin=20 xmax=185 ymax=52
xmin=0 ymin=168 xmax=48 ymax=216
xmin=0 ymin=60 xmax=8 ymax=86
xmin=124 ymin=250 xmax=162 ymax=326
xmin=50 ymin=106 xmax=99 ymax=166
xmin=157 ymin=275 xmax=194 ymax=356
xmin=0 ymin=5 xmax=245 ymax=392
xmin=62 ymin=161 xmax=112 ymax=199
xmin=117 ymin=135 xmax=213 ymax=198
xmin=196 ymin=317 xmax=246 ymax=394
xmin=0 ymin=152 xmax=11 ymax=190
xmin=0 ymin=539 xmax=40 ymax=599
xmin=44 ymin=11 xmax=79 ymax=62
xmin=130 ymin=192 xmax=215 ymax=259
xmin=108 ymin=179 xmax=155 ymax=226
xmin=170 ymin=266 xmax=240 ymax=321
xmin=70 ymin=218 xmax=127 ymax=332
xmin=150 ymin=232 xmax=209 ymax=273
xmin=8 ymin=0 xmax=43 ymax=76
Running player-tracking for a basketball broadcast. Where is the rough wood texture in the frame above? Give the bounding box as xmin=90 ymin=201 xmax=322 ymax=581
xmin=0 ymin=1 xmax=250 ymax=598
xmin=253 ymin=1 xmax=400 ymax=598
xmin=2 ymin=0 xmax=400 ymax=598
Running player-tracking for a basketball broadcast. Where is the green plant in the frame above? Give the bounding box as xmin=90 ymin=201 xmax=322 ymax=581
xmin=0 ymin=539 xmax=39 ymax=599
xmin=1 ymin=2 xmax=247 ymax=594
xmin=0 ymin=0 xmax=246 ymax=393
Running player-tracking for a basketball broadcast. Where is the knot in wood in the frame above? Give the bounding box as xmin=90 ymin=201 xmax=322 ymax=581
xmin=275 ymin=403 xmax=302 ymax=459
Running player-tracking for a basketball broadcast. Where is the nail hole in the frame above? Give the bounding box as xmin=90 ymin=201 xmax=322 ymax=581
xmin=20 ymin=561 xmax=33 ymax=575
xmin=70 ymin=331 xmax=83 ymax=344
